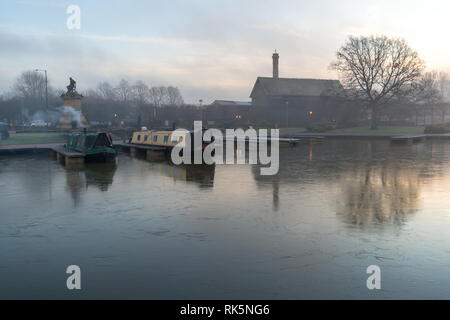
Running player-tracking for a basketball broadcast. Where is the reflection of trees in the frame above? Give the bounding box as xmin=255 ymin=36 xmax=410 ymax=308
xmin=336 ymin=165 xmax=421 ymax=227
xmin=65 ymin=162 xmax=117 ymax=206
xmin=250 ymin=140 xmax=447 ymax=227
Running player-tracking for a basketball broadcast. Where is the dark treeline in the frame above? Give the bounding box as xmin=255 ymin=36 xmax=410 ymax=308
xmin=3 ymin=37 xmax=450 ymax=132
xmin=0 ymin=70 xmax=200 ymax=129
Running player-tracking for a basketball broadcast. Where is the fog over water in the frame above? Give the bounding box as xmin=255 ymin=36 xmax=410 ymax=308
xmin=1 ymin=140 xmax=450 ymax=299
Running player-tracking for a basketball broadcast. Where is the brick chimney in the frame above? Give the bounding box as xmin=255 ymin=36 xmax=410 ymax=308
xmin=272 ymin=51 xmax=279 ymax=79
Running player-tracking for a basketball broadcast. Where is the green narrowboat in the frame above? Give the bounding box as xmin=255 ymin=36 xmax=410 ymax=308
xmin=66 ymin=132 xmax=116 ymax=162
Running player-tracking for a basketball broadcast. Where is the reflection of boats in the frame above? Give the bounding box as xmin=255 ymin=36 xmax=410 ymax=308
xmin=134 ymin=158 xmax=215 ymax=188
xmin=66 ymin=132 xmax=116 ymax=162
xmin=65 ymin=162 xmax=117 ymax=205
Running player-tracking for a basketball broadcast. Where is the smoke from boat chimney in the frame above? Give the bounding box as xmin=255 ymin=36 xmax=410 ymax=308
xmin=272 ymin=51 xmax=279 ymax=79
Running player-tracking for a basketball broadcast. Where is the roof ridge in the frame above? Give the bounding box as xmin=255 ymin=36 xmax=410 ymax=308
xmin=258 ymin=76 xmax=339 ymax=81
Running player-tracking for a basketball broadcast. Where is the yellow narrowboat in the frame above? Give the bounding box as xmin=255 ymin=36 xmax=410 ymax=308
xmin=129 ymin=127 xmax=211 ymax=152
xmin=130 ymin=129 xmax=187 ymax=148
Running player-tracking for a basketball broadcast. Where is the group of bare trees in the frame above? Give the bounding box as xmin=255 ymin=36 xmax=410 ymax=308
xmin=88 ymin=79 xmax=184 ymax=107
xmin=331 ymin=35 xmax=450 ymax=129
xmin=0 ymin=72 xmax=185 ymax=125
xmin=411 ymin=71 xmax=450 ymax=125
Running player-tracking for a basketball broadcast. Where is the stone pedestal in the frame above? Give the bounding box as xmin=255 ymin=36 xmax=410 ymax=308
xmin=56 ymin=91 xmax=90 ymax=129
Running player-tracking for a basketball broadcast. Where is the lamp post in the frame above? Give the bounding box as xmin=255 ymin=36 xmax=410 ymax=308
xmin=200 ymin=99 xmax=206 ymax=128
xmin=34 ymin=69 xmax=48 ymax=110
xmin=285 ymin=100 xmax=289 ymax=128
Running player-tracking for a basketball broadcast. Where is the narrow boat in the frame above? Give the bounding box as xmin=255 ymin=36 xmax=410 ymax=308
xmin=66 ymin=131 xmax=116 ymax=162
xmin=129 ymin=127 xmax=211 ymax=152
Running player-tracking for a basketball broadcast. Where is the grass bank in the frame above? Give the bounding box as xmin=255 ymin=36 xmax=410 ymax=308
xmin=0 ymin=131 xmax=124 ymax=146
xmin=0 ymin=132 xmax=66 ymax=146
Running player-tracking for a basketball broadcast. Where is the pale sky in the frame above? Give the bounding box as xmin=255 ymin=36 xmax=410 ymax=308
xmin=1 ymin=0 xmax=450 ymax=103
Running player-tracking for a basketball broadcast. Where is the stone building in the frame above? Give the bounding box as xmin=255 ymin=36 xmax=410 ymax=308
xmin=250 ymin=52 xmax=345 ymax=127
xmin=205 ymin=100 xmax=252 ymax=127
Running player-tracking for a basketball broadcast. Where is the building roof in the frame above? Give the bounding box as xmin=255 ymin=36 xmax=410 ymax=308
xmin=211 ymin=100 xmax=252 ymax=107
xmin=250 ymin=77 xmax=343 ymax=98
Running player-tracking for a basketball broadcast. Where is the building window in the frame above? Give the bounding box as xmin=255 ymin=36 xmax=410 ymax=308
xmin=144 ymin=135 xmax=148 ymax=142
xmin=137 ymin=135 xmax=141 ymax=141
xmin=163 ymin=135 xmax=169 ymax=144
xmin=153 ymin=135 xmax=158 ymax=142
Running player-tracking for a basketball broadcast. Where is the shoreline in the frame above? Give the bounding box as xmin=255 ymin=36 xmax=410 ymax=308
xmin=2 ymin=133 xmax=450 ymax=155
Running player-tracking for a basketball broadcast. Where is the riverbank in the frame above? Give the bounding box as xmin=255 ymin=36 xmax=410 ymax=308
xmin=0 ymin=131 xmax=123 ymax=147
xmin=0 ymin=132 xmax=66 ymax=146
xmin=280 ymin=126 xmax=426 ymax=137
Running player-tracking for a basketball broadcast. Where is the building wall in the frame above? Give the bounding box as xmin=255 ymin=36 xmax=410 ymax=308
xmin=250 ymin=83 xmax=270 ymax=108
xmin=205 ymin=104 xmax=251 ymax=127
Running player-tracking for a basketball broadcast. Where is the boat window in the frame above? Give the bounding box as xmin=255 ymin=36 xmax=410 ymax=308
xmin=144 ymin=135 xmax=148 ymax=142
xmin=94 ymin=133 xmax=112 ymax=148
xmin=163 ymin=135 xmax=169 ymax=144
xmin=171 ymin=136 xmax=183 ymax=143
xmin=85 ymin=135 xmax=97 ymax=148
xmin=153 ymin=135 xmax=158 ymax=142
xmin=137 ymin=134 xmax=141 ymax=141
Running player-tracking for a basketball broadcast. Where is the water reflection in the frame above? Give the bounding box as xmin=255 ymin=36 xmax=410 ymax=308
xmin=65 ymin=162 xmax=117 ymax=205
xmin=149 ymin=161 xmax=215 ymax=188
xmin=129 ymin=155 xmax=215 ymax=188
xmin=3 ymin=141 xmax=450 ymax=299
xmin=336 ymin=165 xmax=421 ymax=227
xmin=250 ymin=140 xmax=449 ymax=228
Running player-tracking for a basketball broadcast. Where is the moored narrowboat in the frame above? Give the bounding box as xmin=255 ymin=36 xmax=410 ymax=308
xmin=66 ymin=131 xmax=116 ymax=162
xmin=129 ymin=127 xmax=212 ymax=152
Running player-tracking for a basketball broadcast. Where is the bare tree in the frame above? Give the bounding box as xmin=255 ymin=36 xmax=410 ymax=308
xmin=166 ymin=86 xmax=184 ymax=106
xmin=132 ymin=80 xmax=149 ymax=106
xmin=331 ymin=35 xmax=425 ymax=129
xmin=148 ymin=86 xmax=168 ymax=108
xmin=415 ymin=71 xmax=441 ymax=125
xmin=14 ymin=71 xmax=48 ymax=112
xmin=97 ymin=81 xmax=116 ymax=100
xmin=115 ymin=79 xmax=133 ymax=103
xmin=436 ymin=72 xmax=450 ymax=124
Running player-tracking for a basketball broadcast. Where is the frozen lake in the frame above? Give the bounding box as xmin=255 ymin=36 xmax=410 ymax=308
xmin=1 ymin=140 xmax=450 ymax=299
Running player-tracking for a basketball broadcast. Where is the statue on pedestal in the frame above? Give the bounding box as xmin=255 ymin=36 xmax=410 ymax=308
xmin=57 ymin=77 xmax=90 ymax=129
xmin=66 ymin=77 xmax=77 ymax=93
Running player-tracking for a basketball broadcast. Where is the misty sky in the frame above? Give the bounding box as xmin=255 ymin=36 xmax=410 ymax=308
xmin=1 ymin=0 xmax=450 ymax=103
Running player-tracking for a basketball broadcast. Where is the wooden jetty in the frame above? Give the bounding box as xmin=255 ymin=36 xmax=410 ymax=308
xmin=390 ymin=135 xmax=426 ymax=144
xmin=0 ymin=143 xmax=97 ymax=165
xmin=52 ymin=145 xmax=85 ymax=165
